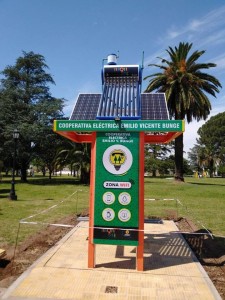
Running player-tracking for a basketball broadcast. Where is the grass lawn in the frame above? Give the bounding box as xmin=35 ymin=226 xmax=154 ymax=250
xmin=0 ymin=175 xmax=224 ymax=246
xmin=144 ymin=177 xmax=225 ymax=237
xmin=0 ymin=176 xmax=90 ymax=245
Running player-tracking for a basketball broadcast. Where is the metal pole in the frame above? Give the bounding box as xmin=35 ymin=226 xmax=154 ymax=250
xmin=9 ymin=137 xmax=17 ymax=200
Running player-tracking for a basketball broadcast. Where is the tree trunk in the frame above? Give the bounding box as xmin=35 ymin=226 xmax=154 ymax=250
xmin=20 ymin=160 xmax=28 ymax=182
xmin=42 ymin=167 xmax=46 ymax=176
xmin=152 ymin=169 xmax=157 ymax=177
xmin=174 ymin=133 xmax=184 ymax=182
xmin=152 ymin=148 xmax=157 ymax=177
xmin=209 ymin=159 xmax=214 ymax=178
xmin=80 ymin=167 xmax=90 ymax=184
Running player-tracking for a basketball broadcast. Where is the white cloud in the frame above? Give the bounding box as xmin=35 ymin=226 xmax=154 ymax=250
xmin=145 ymin=4 xmax=225 ymax=74
xmin=198 ymin=28 xmax=225 ymax=49
xmin=183 ymin=102 xmax=225 ymax=157
xmin=201 ymin=5 xmax=225 ymax=28
xmin=144 ymin=4 xmax=225 ymax=159
xmin=62 ymin=80 xmax=101 ymax=117
xmin=165 ymin=5 xmax=225 ymax=49
xmin=64 ymin=102 xmax=75 ymax=118
xmin=143 ymin=50 xmax=167 ymax=67
xmin=183 ymin=120 xmax=205 ymax=157
xmin=77 ymin=80 xmax=100 ymax=94
xmin=189 ymin=20 xmax=204 ymax=31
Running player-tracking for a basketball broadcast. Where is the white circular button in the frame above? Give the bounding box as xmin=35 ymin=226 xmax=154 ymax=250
xmin=102 ymin=192 xmax=115 ymax=205
xmin=118 ymin=192 xmax=131 ymax=205
xmin=102 ymin=208 xmax=115 ymax=221
xmin=118 ymin=209 xmax=131 ymax=222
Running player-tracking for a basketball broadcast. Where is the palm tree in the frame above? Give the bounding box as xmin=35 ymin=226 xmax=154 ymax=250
xmin=144 ymin=42 xmax=222 ymax=181
xmin=199 ymin=146 xmax=215 ymax=177
xmin=56 ymin=142 xmax=91 ymax=184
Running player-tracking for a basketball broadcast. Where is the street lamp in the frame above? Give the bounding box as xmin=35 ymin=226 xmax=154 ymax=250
xmin=9 ymin=129 xmax=19 ymax=200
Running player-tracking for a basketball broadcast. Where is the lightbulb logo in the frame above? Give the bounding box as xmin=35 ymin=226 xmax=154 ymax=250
xmin=103 ymin=145 xmax=133 ymax=175
xmin=109 ymin=149 xmax=126 ymax=171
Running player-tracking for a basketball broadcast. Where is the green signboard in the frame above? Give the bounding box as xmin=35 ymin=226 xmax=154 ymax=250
xmin=93 ymin=132 xmax=139 ymax=246
xmin=54 ymin=120 xmax=184 ymax=132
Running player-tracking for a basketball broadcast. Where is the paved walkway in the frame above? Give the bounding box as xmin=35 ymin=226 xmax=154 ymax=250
xmin=1 ymin=221 xmax=221 ymax=300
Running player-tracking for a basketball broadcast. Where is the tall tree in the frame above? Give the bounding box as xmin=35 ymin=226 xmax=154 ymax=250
xmin=188 ymin=144 xmax=202 ymax=172
xmin=188 ymin=144 xmax=214 ymax=176
xmin=35 ymin=129 xmax=67 ymax=180
xmin=197 ymin=112 xmax=225 ymax=177
xmin=145 ymin=144 xmax=173 ymax=177
xmin=144 ymin=42 xmax=222 ymax=181
xmin=0 ymin=51 xmax=64 ymax=181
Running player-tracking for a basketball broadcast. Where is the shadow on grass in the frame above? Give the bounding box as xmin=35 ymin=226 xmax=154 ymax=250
xmin=0 ymin=189 xmax=10 ymax=194
xmin=26 ymin=178 xmax=83 ymax=186
xmin=188 ymin=182 xmax=225 ymax=187
xmin=27 ymin=178 xmax=80 ymax=185
xmin=0 ymin=175 xmax=84 ymax=185
xmin=0 ymin=189 xmax=10 ymax=199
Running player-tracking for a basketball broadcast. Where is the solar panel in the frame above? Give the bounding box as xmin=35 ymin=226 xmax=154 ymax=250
xmin=141 ymin=93 xmax=169 ymax=120
xmin=70 ymin=93 xmax=169 ymax=121
xmin=70 ymin=94 xmax=101 ymax=120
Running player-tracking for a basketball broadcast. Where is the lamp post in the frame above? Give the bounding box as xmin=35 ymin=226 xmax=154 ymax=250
xmin=9 ymin=129 xmax=19 ymax=200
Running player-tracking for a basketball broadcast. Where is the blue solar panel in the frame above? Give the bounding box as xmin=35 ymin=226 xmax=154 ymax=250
xmin=70 ymin=93 xmax=169 ymax=121
xmin=141 ymin=93 xmax=169 ymax=120
xmin=70 ymin=94 xmax=101 ymax=120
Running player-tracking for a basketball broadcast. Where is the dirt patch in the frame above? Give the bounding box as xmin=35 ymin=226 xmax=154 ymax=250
xmin=0 ymin=216 xmax=224 ymax=299
xmin=176 ymin=218 xmax=225 ymax=300
xmin=0 ymin=215 xmax=77 ymax=288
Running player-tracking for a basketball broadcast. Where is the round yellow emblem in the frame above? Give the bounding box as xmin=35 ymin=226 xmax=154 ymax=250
xmin=109 ymin=149 xmax=126 ymax=171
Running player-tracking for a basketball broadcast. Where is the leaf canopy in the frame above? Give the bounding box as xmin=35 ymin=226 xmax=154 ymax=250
xmin=0 ymin=51 xmax=65 ymax=181
xmin=144 ymin=42 xmax=222 ymax=122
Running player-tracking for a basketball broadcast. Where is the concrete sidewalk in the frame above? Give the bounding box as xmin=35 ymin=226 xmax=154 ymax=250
xmin=1 ymin=221 xmax=221 ymax=300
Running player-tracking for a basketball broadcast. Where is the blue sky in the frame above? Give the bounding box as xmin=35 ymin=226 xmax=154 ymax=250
xmin=1 ymin=0 xmax=225 ymax=155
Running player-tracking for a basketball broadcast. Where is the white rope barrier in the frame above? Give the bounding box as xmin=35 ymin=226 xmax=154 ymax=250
xmin=17 ymin=221 xmax=219 ymax=237
xmin=176 ymin=199 xmax=214 ymax=238
xmin=18 ymin=195 xmax=223 ymax=239
xmin=20 ymin=189 xmax=83 ymax=223
xmin=20 ymin=221 xmax=74 ymax=228
xmin=145 ymin=198 xmax=176 ymax=201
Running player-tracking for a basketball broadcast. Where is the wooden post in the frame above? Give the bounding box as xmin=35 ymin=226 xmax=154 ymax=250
xmin=88 ymin=132 xmax=96 ymax=268
xmin=137 ymin=132 xmax=144 ymax=271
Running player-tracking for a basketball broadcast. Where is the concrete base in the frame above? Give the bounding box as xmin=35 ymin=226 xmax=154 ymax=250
xmin=1 ymin=221 xmax=221 ymax=300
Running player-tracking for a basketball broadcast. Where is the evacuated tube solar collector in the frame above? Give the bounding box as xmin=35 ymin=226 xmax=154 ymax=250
xmin=69 ymin=53 xmax=169 ymax=122
xmin=97 ymin=54 xmax=142 ymax=120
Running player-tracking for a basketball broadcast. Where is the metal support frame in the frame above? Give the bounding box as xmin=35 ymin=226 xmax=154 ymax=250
xmin=54 ymin=123 xmax=184 ymax=271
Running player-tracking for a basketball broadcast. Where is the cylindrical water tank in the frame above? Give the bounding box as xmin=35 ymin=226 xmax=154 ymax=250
xmin=107 ymin=54 xmax=117 ymax=65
